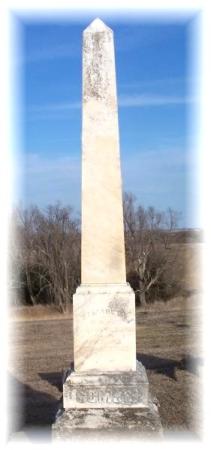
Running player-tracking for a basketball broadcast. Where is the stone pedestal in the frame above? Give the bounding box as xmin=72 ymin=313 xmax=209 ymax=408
xmin=52 ymin=400 xmax=163 ymax=440
xmin=52 ymin=362 xmax=162 ymax=439
xmin=63 ymin=361 xmax=148 ymax=409
xmin=73 ymin=283 xmax=136 ymax=372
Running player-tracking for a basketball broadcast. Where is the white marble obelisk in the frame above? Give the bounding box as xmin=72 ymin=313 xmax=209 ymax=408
xmin=53 ymin=21 xmax=162 ymax=433
xmin=73 ymin=18 xmax=136 ymax=374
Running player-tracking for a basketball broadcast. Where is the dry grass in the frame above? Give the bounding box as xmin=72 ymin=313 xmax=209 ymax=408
xmin=9 ymin=304 xmax=73 ymax=322
xmin=8 ymin=243 xmax=203 ymax=441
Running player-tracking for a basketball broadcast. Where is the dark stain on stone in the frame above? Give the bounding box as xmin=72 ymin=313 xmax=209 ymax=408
xmin=108 ymin=299 xmax=127 ymax=321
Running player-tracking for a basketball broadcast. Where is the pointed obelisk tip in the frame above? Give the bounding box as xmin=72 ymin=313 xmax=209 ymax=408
xmin=84 ymin=18 xmax=112 ymax=33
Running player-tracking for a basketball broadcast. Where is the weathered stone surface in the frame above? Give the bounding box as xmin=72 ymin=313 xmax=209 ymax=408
xmin=73 ymin=283 xmax=136 ymax=372
xmin=52 ymin=395 xmax=163 ymax=440
xmin=81 ymin=18 xmax=125 ymax=285
xmin=63 ymin=361 xmax=148 ymax=409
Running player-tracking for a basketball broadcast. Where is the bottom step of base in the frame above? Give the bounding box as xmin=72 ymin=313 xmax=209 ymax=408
xmin=52 ymin=395 xmax=163 ymax=440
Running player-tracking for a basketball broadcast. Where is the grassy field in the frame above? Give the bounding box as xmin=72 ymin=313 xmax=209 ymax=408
xmin=8 ymin=243 xmax=203 ymax=441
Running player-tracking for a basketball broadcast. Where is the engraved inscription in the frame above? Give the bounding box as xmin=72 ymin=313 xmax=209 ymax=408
xmin=74 ymin=387 xmax=143 ymax=404
xmin=83 ymin=305 xmax=128 ymax=320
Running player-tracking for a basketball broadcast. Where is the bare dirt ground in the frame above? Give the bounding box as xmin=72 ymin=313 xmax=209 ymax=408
xmin=8 ymin=243 xmax=203 ymax=442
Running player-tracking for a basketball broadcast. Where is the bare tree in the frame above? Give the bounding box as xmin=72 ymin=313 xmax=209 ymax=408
xmin=10 ymin=196 xmax=182 ymax=311
xmin=10 ymin=203 xmax=81 ymax=312
xmin=124 ymin=193 xmax=181 ymax=306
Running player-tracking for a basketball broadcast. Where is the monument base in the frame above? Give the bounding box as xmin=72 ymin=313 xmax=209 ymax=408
xmin=52 ymin=361 xmax=163 ymax=439
xmin=63 ymin=361 xmax=149 ymax=409
xmin=52 ymin=398 xmax=163 ymax=440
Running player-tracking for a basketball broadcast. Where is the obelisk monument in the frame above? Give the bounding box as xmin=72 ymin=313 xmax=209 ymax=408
xmin=53 ymin=18 xmax=162 ymax=437
xmin=73 ymin=17 xmax=136 ymax=374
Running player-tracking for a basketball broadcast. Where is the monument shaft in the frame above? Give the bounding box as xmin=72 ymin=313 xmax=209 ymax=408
xmin=81 ymin=19 xmax=126 ymax=284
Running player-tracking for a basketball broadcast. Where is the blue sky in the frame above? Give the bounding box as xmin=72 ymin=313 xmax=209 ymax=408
xmin=19 ymin=13 xmax=198 ymax=227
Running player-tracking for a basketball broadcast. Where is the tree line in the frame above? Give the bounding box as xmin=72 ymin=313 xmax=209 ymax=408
xmin=9 ymin=194 xmax=186 ymax=312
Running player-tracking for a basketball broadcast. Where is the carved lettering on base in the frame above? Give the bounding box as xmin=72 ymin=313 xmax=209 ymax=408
xmin=73 ymin=387 xmax=143 ymax=404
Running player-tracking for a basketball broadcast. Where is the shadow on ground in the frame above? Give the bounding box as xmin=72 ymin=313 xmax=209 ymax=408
xmin=38 ymin=372 xmax=63 ymax=392
xmin=8 ymin=372 xmax=62 ymax=441
xmin=137 ymin=353 xmax=203 ymax=381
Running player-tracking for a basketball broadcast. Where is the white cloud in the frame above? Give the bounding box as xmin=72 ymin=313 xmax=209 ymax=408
xmin=26 ymin=92 xmax=197 ymax=122
xmin=26 ymin=101 xmax=81 ymax=120
xmin=119 ymin=76 xmax=188 ymax=90
xmin=118 ymin=94 xmax=197 ymax=107
xmin=121 ymin=146 xmax=189 ymax=216
xmin=29 ymin=102 xmax=80 ymax=113
xmin=24 ymin=152 xmax=80 ymax=175
xmin=17 ymin=153 xmax=81 ymax=211
xmin=25 ymin=44 xmax=78 ymax=63
xmin=15 ymin=145 xmax=195 ymax=226
xmin=122 ymin=146 xmax=187 ymax=184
